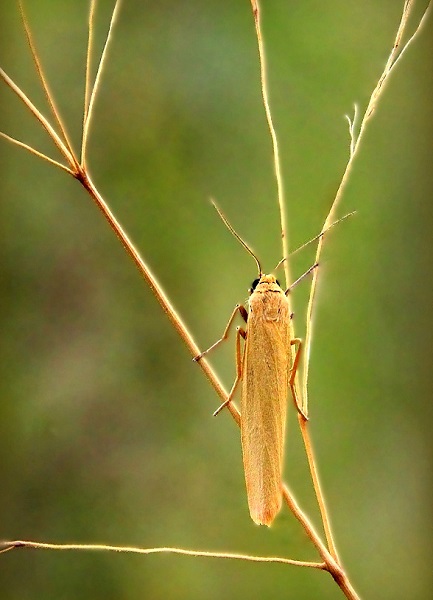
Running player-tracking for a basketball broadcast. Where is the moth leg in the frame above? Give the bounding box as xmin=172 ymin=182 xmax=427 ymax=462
xmin=193 ymin=304 xmax=248 ymax=361
xmin=289 ymin=338 xmax=308 ymax=420
xmin=213 ymin=327 xmax=246 ymax=416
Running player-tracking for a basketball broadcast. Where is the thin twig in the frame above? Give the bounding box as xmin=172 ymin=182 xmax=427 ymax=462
xmin=298 ymin=416 xmax=339 ymax=562
xmin=390 ymin=1 xmax=432 ymax=71
xmin=18 ymin=0 xmax=78 ymax=168
xmin=78 ymin=181 xmax=349 ymax=574
xmin=249 ymin=0 xmax=290 ymax=289
xmin=248 ymin=0 xmax=340 ymax=566
xmin=81 ymin=0 xmax=121 ymax=167
xmin=302 ymin=0 xmax=431 ymax=412
xmin=0 ymin=131 xmax=74 ymax=175
xmin=281 ymin=485 xmax=359 ymax=599
xmin=345 ymin=104 xmax=358 ymax=158
xmin=0 ymin=540 xmax=325 ymax=569
xmin=0 ymin=66 xmax=75 ymax=169
xmin=298 ymin=1 xmax=431 ymax=566
xmin=74 ymin=171 xmax=241 ymax=425
xmin=83 ymin=0 xmax=97 ymax=135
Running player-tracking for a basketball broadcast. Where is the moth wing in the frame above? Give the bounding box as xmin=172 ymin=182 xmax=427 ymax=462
xmin=241 ymin=293 xmax=290 ymax=526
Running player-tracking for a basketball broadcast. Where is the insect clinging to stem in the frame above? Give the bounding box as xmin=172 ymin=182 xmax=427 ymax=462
xmin=194 ymin=203 xmax=353 ymax=526
xmin=194 ymin=203 xmax=313 ymax=526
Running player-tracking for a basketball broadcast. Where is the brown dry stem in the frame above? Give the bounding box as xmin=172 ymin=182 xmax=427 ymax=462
xmin=249 ymin=0 xmax=290 ymax=289
xmin=0 ymin=1 xmax=356 ymax=595
xmin=298 ymin=0 xmax=431 ymax=571
xmin=0 ymin=540 xmax=325 ymax=569
xmin=249 ymin=0 xmax=340 ymax=564
xmin=302 ymin=0 xmax=432 ymax=411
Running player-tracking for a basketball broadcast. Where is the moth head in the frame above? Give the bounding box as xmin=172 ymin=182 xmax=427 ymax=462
xmin=249 ymin=274 xmax=281 ymax=294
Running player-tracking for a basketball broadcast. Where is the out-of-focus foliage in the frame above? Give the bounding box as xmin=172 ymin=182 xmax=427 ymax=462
xmin=0 ymin=1 xmax=432 ymax=599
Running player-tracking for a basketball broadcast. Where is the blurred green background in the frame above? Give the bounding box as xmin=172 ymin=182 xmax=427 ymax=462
xmin=1 ymin=1 xmax=432 ymax=598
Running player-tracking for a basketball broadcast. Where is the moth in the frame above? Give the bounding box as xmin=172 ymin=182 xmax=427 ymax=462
xmin=195 ymin=203 xmax=317 ymax=526
xmin=238 ymin=270 xmax=299 ymax=525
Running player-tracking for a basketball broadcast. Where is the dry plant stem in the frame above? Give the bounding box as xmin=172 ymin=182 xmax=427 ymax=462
xmin=281 ymin=486 xmax=358 ymax=599
xmin=79 ymin=177 xmax=359 ymax=598
xmin=302 ymin=0 xmax=432 ymax=409
xmin=250 ymin=0 xmax=290 ymax=288
xmin=81 ymin=0 xmax=121 ymax=167
xmin=11 ymin=145 xmax=347 ymax=583
xmin=0 ymin=4 xmax=383 ymax=599
xmin=18 ymin=0 xmax=77 ymax=166
xmin=72 ymin=174 xmax=242 ymax=433
xmin=83 ymin=0 xmax=97 ymax=133
xmin=0 ymin=66 xmax=73 ymax=167
xmin=0 ymin=0 xmax=358 ymax=595
xmin=0 ymin=131 xmax=73 ymax=175
xmin=249 ymin=0 xmax=339 ymax=564
xmin=4 ymin=5 xmax=342 ymax=580
xmin=0 ymin=541 xmax=324 ymax=569
xmin=0 ymin=128 xmax=358 ymax=599
xmin=298 ymin=416 xmax=339 ymax=561
xmin=299 ymin=0 xmax=431 ymax=570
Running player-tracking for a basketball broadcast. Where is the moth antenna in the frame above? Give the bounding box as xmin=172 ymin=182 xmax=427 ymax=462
xmin=272 ymin=211 xmax=356 ymax=272
xmin=211 ymin=200 xmax=262 ymax=276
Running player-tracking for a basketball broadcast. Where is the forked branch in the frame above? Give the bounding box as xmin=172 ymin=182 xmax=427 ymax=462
xmin=299 ymin=0 xmax=430 ymax=567
xmin=81 ymin=0 xmax=121 ymax=167
xmin=302 ymin=0 xmax=432 ymax=411
xmin=0 ymin=2 xmax=356 ymax=596
xmin=17 ymin=0 xmax=77 ymax=166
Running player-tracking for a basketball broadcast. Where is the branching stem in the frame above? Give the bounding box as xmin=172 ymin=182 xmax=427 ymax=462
xmin=302 ymin=0 xmax=431 ymax=412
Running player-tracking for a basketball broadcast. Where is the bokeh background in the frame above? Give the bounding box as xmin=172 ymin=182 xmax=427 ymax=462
xmin=1 ymin=1 xmax=432 ymax=598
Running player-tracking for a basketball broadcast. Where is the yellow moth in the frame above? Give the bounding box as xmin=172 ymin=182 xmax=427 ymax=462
xmin=195 ymin=204 xmax=349 ymax=525
xmin=233 ymin=266 xmax=317 ymax=525
xmin=240 ymin=271 xmax=296 ymax=525
xmin=195 ymin=204 xmax=317 ymax=526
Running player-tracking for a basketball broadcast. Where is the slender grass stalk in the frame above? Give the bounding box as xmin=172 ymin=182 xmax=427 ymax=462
xmin=298 ymin=0 xmax=431 ymax=563
xmin=83 ymin=0 xmax=97 ymax=135
xmin=0 ymin=65 xmax=74 ymax=167
xmin=302 ymin=0 xmax=432 ymax=413
xmin=0 ymin=130 xmax=74 ymax=174
xmin=17 ymin=0 xmax=78 ymax=167
xmin=81 ymin=0 xmax=121 ymax=166
xmin=0 ymin=540 xmax=325 ymax=569
xmin=248 ymin=0 xmax=339 ymax=561
xmin=249 ymin=0 xmax=290 ymax=289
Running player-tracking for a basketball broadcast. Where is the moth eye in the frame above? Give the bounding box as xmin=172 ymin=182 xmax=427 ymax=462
xmin=250 ymin=278 xmax=260 ymax=293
